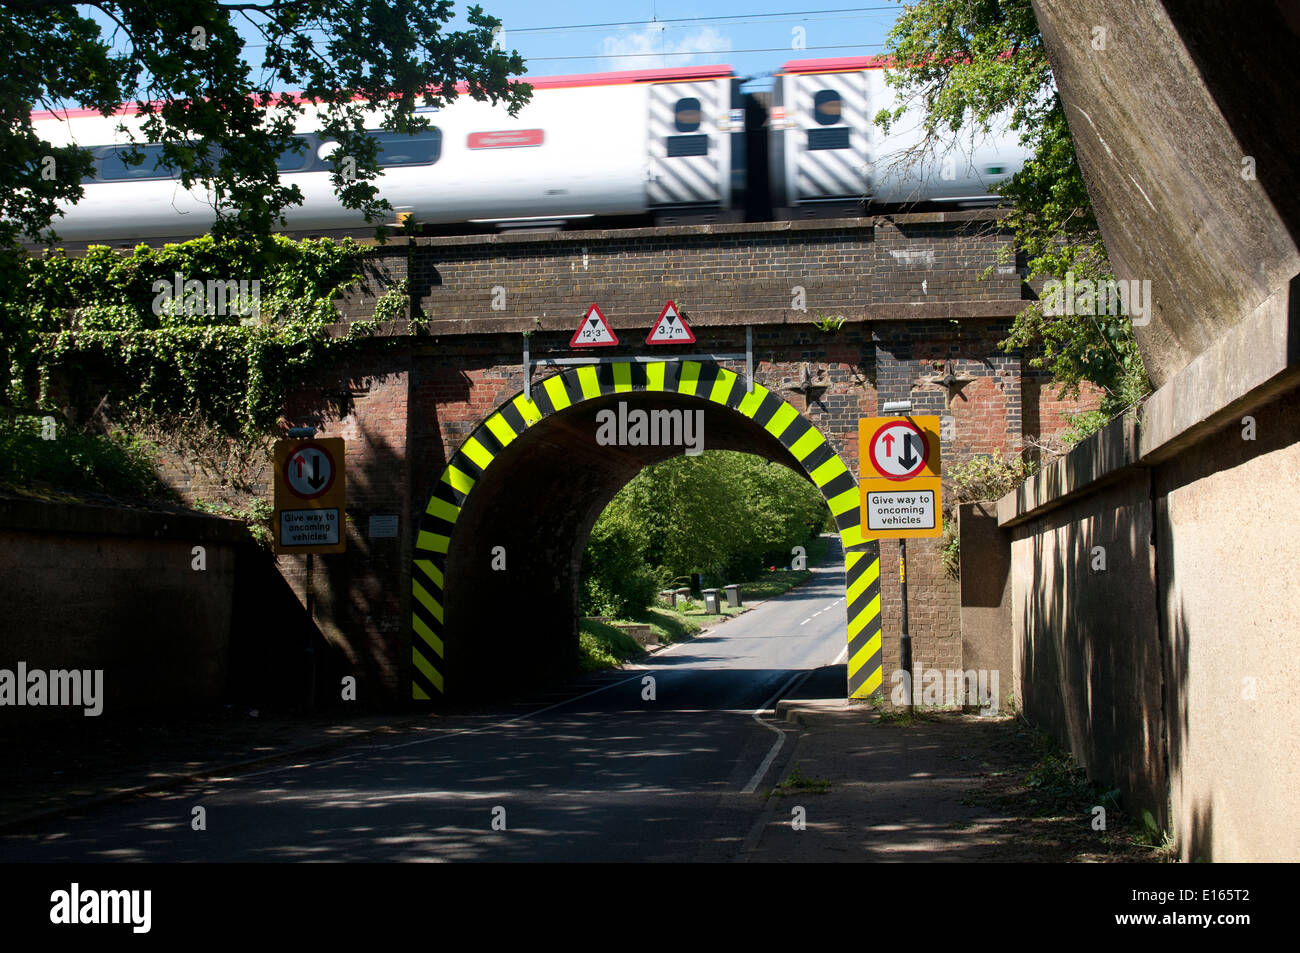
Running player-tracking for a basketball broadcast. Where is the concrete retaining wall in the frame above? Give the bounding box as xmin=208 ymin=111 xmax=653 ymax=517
xmin=996 ymin=285 xmax=1300 ymax=860
xmin=1 ymin=499 xmax=247 ymax=721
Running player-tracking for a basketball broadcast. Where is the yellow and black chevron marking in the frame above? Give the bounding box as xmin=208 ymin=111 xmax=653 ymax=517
xmin=411 ymin=360 xmax=871 ymax=700
xmin=844 ymin=542 xmax=883 ymax=699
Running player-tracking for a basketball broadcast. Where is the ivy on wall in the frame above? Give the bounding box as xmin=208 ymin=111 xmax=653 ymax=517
xmin=0 ymin=235 xmax=408 ymax=438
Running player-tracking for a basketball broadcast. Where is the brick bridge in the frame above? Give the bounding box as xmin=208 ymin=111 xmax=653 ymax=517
xmin=216 ymin=210 xmax=1098 ymax=704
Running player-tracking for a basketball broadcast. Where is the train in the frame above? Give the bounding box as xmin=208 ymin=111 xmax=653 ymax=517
xmin=28 ymin=56 xmax=1030 ymax=244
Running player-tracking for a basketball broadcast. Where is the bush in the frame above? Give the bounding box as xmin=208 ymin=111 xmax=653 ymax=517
xmin=579 ymin=517 xmax=662 ymax=618
xmin=0 ymin=413 xmax=169 ymax=500
xmin=946 ymin=452 xmax=1038 ymax=503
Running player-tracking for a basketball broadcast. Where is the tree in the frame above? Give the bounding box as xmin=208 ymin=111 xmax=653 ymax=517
xmin=0 ymin=0 xmax=530 ymax=251
xmin=874 ymin=0 xmax=1148 ymax=414
xmin=582 ymin=451 xmax=830 ymax=608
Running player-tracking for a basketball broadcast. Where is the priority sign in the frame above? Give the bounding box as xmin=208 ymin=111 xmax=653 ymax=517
xmin=274 ymin=437 xmax=346 ymax=554
xmin=863 ymin=416 xmax=940 ymax=480
xmin=858 ymin=415 xmax=942 ymax=539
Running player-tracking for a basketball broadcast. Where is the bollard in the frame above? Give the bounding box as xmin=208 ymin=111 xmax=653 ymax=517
xmin=702 ymin=588 xmax=720 ymax=613
xmin=724 ymin=584 xmax=741 ymax=608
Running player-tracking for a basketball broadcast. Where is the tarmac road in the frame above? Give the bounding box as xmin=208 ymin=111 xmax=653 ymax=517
xmin=1 ymin=543 xmax=849 ymax=863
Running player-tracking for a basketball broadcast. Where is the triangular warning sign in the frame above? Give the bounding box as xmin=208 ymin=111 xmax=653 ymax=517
xmin=570 ymin=303 xmax=618 ymax=347
xmin=645 ymin=300 xmax=695 ymax=344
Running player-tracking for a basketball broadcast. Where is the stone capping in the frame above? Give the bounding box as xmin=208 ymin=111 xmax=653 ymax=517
xmin=0 ymin=496 xmax=248 ymax=543
xmin=996 ymin=415 xmax=1141 ymax=527
xmin=404 ymin=208 xmax=1006 ymax=250
xmin=997 ymin=274 xmax=1299 ymax=528
xmin=395 ymin=299 xmax=1031 ymax=338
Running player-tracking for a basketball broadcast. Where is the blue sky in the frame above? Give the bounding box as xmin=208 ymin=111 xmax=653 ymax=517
xmin=467 ymin=0 xmax=904 ymax=83
xmin=467 ymin=1 xmax=903 ymax=82
xmin=71 ymin=2 xmax=905 ymax=99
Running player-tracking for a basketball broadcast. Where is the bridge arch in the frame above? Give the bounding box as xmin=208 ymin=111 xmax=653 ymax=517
xmin=410 ymin=360 xmax=882 ymax=703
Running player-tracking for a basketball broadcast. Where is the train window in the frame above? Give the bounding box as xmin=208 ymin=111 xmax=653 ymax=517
xmin=807 ymin=128 xmax=851 ymax=151
xmin=95 ymin=144 xmax=172 ymax=181
xmin=674 ymin=98 xmax=702 ymax=133
xmin=666 ymin=134 xmax=709 ymax=157
xmin=373 ymin=128 xmax=442 ymax=166
xmin=274 ymin=137 xmax=315 ymax=173
xmin=813 ymin=90 xmax=842 ymax=125
xmin=203 ymin=138 xmax=314 ymax=173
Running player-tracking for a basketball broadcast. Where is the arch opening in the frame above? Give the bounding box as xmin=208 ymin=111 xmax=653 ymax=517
xmin=411 ymin=361 xmax=882 ymax=703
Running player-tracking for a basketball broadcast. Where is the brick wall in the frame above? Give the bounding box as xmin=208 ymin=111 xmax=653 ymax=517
xmin=134 ymin=212 xmax=1106 ymax=702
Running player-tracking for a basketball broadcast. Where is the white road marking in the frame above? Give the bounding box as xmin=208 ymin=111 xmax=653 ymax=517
xmin=799 ymin=618 xmax=810 ymax=626
xmin=740 ymin=669 xmax=812 ymax=795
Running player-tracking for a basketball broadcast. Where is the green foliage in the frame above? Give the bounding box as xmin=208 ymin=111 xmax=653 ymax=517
xmin=633 ymin=607 xmax=701 ymax=645
xmin=3 ymin=0 xmax=530 ymax=252
xmin=192 ymin=498 xmax=275 ymax=549
xmin=875 ymin=0 xmax=1149 ymax=414
xmin=371 ymin=280 xmax=410 ymax=324
xmin=811 ymin=313 xmax=845 ymax=333
xmin=579 ymin=515 xmax=663 ymax=618
xmin=591 ymin=451 xmax=830 ymax=590
xmin=577 ymin=619 xmax=644 ymax=672
xmin=769 ymin=762 xmax=831 ymax=797
xmin=0 ymin=412 xmax=169 ymax=500
xmin=946 ymin=452 xmax=1038 ymax=503
xmin=1 ymin=235 xmax=374 ymax=438
xmin=1023 ymin=747 xmax=1120 ymax=818
xmin=940 ymin=515 xmax=960 ymax=580
xmin=1056 ymin=409 xmax=1110 ymax=449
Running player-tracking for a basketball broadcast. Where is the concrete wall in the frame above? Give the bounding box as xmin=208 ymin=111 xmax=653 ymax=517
xmin=999 ymin=364 xmax=1300 ymax=861
xmin=1154 ymin=386 xmax=1300 ymax=862
xmin=957 ymin=502 xmax=1013 ymax=708
xmin=0 ymin=499 xmax=246 ymax=721
xmin=998 ymin=0 xmax=1300 ymax=862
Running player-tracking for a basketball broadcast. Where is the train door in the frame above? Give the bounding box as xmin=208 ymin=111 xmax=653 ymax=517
xmin=787 ymin=69 xmax=870 ymax=204
xmin=646 ymin=79 xmax=727 ymax=209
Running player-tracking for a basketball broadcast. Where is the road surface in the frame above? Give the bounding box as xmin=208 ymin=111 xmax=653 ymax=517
xmin=2 ymin=543 xmax=850 ymax=862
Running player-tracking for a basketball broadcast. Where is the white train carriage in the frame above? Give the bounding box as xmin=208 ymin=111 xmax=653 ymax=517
xmin=28 ymin=65 xmax=741 ymax=244
xmin=769 ymin=56 xmax=1030 ymax=214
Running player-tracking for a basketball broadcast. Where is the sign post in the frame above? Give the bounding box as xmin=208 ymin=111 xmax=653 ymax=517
xmin=274 ymin=433 xmax=345 ymax=710
xmin=859 ymin=413 xmax=943 ymax=711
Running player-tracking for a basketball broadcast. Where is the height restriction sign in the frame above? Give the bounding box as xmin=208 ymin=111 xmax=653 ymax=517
xmin=858 ymin=416 xmax=942 ymax=538
xmin=274 ymin=437 xmax=346 ymax=554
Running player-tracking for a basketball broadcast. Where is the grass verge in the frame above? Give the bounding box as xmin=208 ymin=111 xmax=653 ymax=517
xmin=577 ymin=619 xmax=646 ymax=671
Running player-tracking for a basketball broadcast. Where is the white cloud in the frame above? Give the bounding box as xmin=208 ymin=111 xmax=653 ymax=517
xmin=598 ymin=25 xmax=731 ymax=71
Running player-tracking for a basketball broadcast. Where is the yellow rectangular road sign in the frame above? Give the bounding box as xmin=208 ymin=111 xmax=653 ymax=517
xmin=273 ymin=438 xmax=346 ymax=554
xmin=858 ymin=416 xmax=943 ymax=539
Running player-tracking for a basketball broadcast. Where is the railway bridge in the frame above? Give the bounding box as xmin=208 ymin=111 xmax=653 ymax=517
xmin=170 ymin=210 xmax=1098 ymax=703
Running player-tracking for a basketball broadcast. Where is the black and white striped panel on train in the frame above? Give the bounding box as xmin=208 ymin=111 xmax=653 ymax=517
xmin=647 ymin=80 xmax=725 ymax=207
xmin=789 ymin=70 xmax=870 ymax=201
